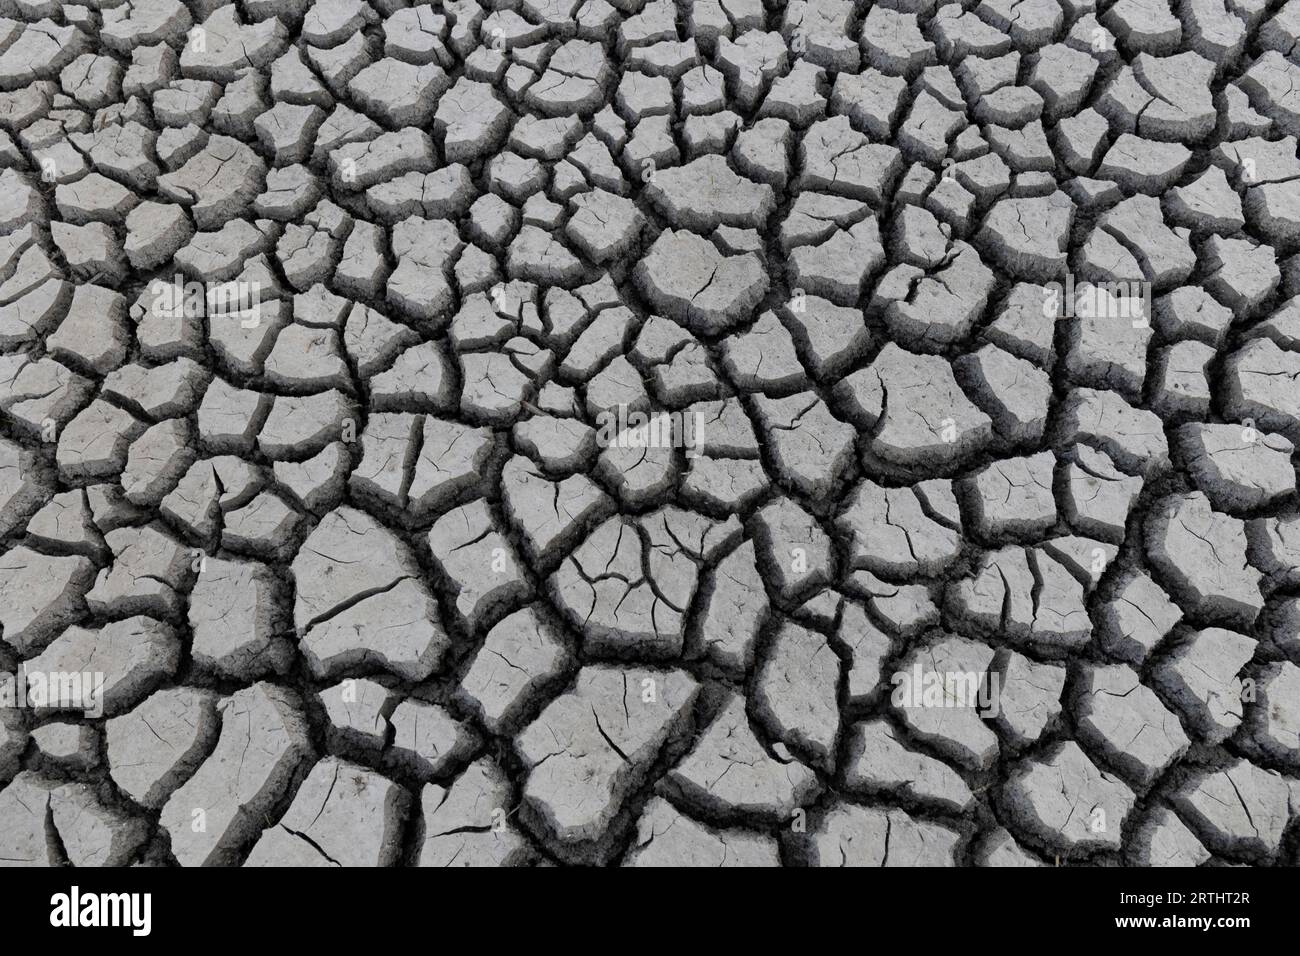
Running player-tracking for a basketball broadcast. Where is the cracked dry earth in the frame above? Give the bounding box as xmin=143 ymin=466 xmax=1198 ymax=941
xmin=3 ymin=0 xmax=1300 ymax=871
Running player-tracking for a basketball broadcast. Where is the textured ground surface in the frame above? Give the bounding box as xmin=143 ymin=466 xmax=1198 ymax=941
xmin=2 ymin=0 xmax=1300 ymax=868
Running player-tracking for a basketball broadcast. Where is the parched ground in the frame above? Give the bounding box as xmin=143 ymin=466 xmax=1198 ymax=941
xmin=1 ymin=0 xmax=1299 ymax=868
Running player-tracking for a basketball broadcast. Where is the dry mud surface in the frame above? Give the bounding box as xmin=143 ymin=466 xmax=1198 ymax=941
xmin=1 ymin=0 xmax=1299 ymax=868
